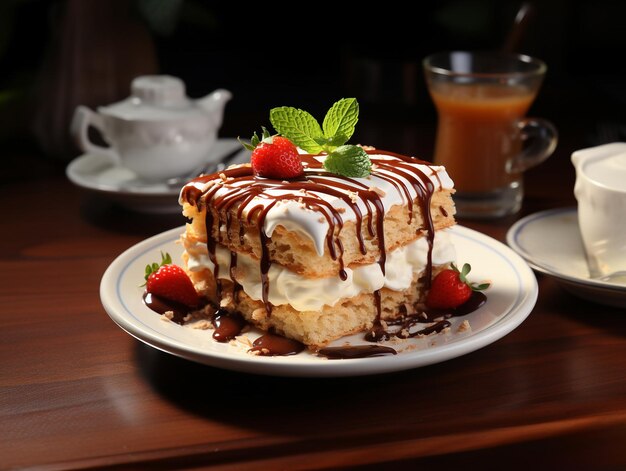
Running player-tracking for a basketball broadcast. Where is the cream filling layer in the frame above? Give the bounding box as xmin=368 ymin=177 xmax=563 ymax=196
xmin=185 ymin=229 xmax=455 ymax=311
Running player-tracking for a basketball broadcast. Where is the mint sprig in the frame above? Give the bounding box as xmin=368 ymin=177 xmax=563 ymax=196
xmin=269 ymin=98 xmax=371 ymax=178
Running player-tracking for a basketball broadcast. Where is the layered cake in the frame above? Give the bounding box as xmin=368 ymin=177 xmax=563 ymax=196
xmin=178 ymin=148 xmax=457 ymax=348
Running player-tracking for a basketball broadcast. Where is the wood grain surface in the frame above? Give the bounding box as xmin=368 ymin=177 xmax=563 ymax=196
xmin=2 ymin=125 xmax=626 ymax=470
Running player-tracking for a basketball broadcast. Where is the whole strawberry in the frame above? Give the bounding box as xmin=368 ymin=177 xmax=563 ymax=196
xmin=240 ymin=127 xmax=303 ymax=179
xmin=144 ymin=252 xmax=199 ymax=308
xmin=426 ymin=263 xmax=489 ymax=310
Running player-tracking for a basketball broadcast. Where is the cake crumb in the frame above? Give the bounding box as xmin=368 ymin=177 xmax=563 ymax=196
xmin=336 ymin=207 xmax=346 ymax=214
xmin=220 ymin=292 xmax=234 ymax=308
xmin=358 ymin=144 xmax=376 ymax=151
xmin=252 ymin=308 xmax=267 ymax=321
xmin=348 ymin=190 xmax=359 ymax=203
xmin=202 ymin=179 xmax=219 ymax=189
xmin=368 ymin=186 xmax=386 ymax=197
xmin=160 ymin=311 xmax=174 ymax=322
xmin=219 ymin=172 xmax=227 ymax=181
xmin=229 ymin=163 xmax=251 ymax=169
xmin=189 ymin=319 xmax=212 ymax=330
xmin=457 ymin=320 xmax=471 ymax=333
xmin=236 ymin=335 xmax=253 ymax=347
xmin=318 ymin=217 xmax=326 ymax=223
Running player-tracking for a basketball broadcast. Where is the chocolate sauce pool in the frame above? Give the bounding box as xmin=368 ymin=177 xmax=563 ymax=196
xmin=318 ymin=345 xmax=397 ymax=359
xmin=249 ymin=333 xmax=305 ymax=356
xmin=142 ymin=292 xmax=189 ymax=325
xmin=212 ymin=309 xmax=246 ymax=342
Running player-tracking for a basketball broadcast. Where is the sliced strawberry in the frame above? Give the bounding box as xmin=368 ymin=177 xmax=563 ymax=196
xmin=426 ymin=263 xmax=489 ymax=310
xmin=144 ymin=252 xmax=199 ymax=308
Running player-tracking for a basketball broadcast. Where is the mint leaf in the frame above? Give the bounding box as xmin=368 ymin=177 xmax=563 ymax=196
xmin=322 ymin=98 xmax=359 ymax=144
xmin=313 ymin=133 xmax=348 ymax=152
xmin=323 ymin=145 xmax=371 ymax=178
xmin=270 ymin=106 xmax=324 ymax=153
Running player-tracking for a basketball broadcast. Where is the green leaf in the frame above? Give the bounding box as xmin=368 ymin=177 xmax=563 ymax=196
xmin=143 ymin=252 xmax=173 ymax=283
xmin=162 ymin=251 xmax=172 ymax=265
xmin=270 ymin=106 xmax=324 ymax=153
xmin=238 ymin=134 xmax=256 ymax=151
xmin=322 ymin=98 xmax=359 ymax=143
xmin=461 ymin=263 xmax=471 ymax=278
xmin=323 ymin=145 xmax=372 ymax=178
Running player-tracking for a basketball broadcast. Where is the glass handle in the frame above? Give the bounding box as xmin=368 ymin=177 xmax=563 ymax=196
xmin=509 ymin=117 xmax=558 ymax=173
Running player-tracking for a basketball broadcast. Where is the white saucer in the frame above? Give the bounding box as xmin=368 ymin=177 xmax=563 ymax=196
xmin=66 ymin=138 xmax=249 ymax=213
xmin=100 ymin=225 xmax=537 ymax=377
xmin=507 ymin=207 xmax=626 ymax=308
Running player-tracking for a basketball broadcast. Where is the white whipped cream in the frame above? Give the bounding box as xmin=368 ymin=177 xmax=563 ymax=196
xmin=185 ymin=229 xmax=455 ymax=311
xmin=181 ymin=153 xmax=454 ymax=256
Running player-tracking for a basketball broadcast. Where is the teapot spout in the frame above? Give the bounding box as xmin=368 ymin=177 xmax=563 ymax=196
xmin=196 ymin=89 xmax=232 ymax=128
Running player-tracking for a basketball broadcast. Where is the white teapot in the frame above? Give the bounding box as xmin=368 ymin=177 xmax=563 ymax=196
xmin=72 ymin=75 xmax=232 ymax=181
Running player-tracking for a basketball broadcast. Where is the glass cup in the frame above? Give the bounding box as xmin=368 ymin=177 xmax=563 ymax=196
xmin=424 ymin=51 xmax=558 ymax=218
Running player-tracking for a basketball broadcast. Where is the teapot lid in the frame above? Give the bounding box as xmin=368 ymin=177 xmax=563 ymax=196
xmin=98 ymin=75 xmax=204 ymax=121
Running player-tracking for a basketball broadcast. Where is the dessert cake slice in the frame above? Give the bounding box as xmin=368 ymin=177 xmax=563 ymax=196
xmin=178 ymin=148 xmax=456 ymax=348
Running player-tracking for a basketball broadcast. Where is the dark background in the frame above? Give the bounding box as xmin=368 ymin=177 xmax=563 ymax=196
xmin=1 ymin=0 xmax=625 ymax=177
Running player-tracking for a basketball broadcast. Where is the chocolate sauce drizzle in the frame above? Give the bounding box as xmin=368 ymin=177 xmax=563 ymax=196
xmin=365 ymin=291 xmax=487 ymax=342
xmin=180 ymin=149 xmax=440 ymax=323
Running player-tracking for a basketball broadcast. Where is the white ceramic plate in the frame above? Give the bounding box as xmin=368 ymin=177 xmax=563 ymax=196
xmin=66 ymin=138 xmax=249 ymax=213
xmin=507 ymin=207 xmax=626 ymax=308
xmin=100 ymin=225 xmax=537 ymax=377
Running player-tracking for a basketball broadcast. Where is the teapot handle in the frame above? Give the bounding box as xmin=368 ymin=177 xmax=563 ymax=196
xmin=71 ymin=106 xmax=120 ymax=165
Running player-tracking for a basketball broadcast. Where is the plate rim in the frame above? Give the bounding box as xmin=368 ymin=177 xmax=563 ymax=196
xmin=506 ymin=207 xmax=626 ymax=293
xmin=101 ymin=225 xmax=538 ymax=377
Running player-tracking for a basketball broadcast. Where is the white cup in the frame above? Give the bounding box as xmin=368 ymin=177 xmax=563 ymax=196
xmin=572 ymin=143 xmax=626 ymax=281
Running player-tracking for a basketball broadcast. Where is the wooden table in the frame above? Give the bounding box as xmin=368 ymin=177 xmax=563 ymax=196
xmin=3 ymin=126 xmax=626 ymax=470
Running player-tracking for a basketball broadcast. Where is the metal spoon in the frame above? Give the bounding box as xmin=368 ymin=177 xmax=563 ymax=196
xmin=166 ymin=146 xmax=247 ymax=187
